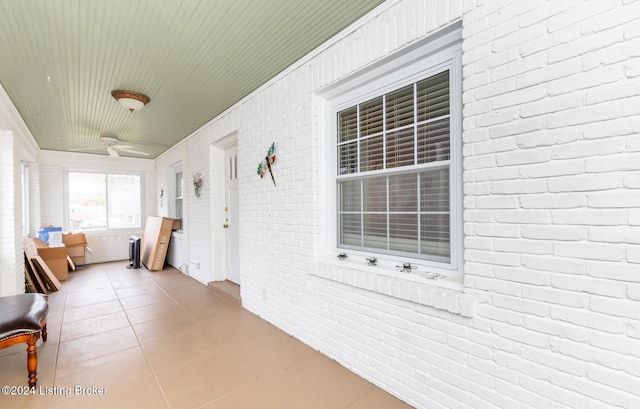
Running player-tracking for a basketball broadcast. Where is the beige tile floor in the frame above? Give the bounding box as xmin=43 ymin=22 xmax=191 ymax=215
xmin=0 ymin=262 xmax=413 ymax=409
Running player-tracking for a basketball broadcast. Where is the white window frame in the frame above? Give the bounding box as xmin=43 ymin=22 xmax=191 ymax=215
xmin=65 ymin=170 xmax=145 ymax=231
xmin=318 ymin=23 xmax=464 ymax=284
xmin=21 ymin=161 xmax=29 ymax=236
xmin=175 ymin=170 xmax=184 ymax=220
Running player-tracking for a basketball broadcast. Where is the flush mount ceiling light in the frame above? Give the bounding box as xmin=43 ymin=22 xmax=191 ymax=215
xmin=111 ymin=90 xmax=150 ymax=112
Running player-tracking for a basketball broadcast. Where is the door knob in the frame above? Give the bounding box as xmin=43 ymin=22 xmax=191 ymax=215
xmin=223 ymin=224 xmax=229 ymax=229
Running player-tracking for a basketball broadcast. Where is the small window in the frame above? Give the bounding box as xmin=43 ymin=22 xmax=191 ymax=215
xmin=22 ymin=162 xmax=29 ymax=236
xmin=175 ymin=171 xmax=183 ymax=221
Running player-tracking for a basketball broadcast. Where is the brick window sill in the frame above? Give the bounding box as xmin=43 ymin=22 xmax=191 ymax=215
xmin=311 ymin=258 xmax=474 ymax=317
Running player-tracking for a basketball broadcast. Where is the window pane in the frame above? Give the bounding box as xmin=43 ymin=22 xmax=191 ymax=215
xmin=176 ymin=198 xmax=183 ymax=220
xmin=390 ymin=214 xmax=418 ymax=253
xmin=338 ymin=107 xmax=357 ymax=143
xmin=421 ymin=213 xmax=450 ymax=259
xmin=338 ymin=142 xmax=358 ymax=175
xmin=417 ymin=119 xmax=449 ymax=163
xmin=68 ymin=172 xmax=107 ymax=230
xmin=339 ymin=180 xmax=361 ymax=212
xmin=176 ymin=172 xmax=183 ymax=198
xmin=389 ymin=173 xmax=417 ymax=212
xmin=22 ymin=163 xmax=29 ymax=235
xmin=340 ymin=214 xmax=361 ymax=246
xmin=386 ymin=84 xmax=414 ymax=130
xmin=360 ymin=96 xmax=383 ymax=137
xmin=363 ymin=213 xmax=387 ymax=249
xmin=360 ymin=136 xmax=384 ymax=172
xmin=107 ymin=174 xmax=141 ymax=228
xmin=386 ymin=127 xmax=415 ymax=169
xmin=362 ymin=176 xmax=386 ymax=212
xmin=420 ymin=166 xmax=450 ymax=259
xmin=417 ymin=71 xmax=449 ymax=122
xmin=233 ymin=155 xmax=238 ymax=180
xmin=420 ymin=169 xmax=449 ymax=212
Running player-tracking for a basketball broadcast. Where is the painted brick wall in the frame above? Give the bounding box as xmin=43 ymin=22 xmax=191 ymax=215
xmin=38 ymin=164 xmax=65 ymax=227
xmin=181 ymin=132 xmax=213 ymax=283
xmin=157 ymin=0 xmax=640 ymax=407
xmin=10 ymin=136 xmax=22 ymax=295
xmin=0 ymin=81 xmax=40 ymax=296
xmin=461 ymin=1 xmax=640 ymax=407
xmin=0 ymin=132 xmax=41 ymax=296
xmin=0 ymin=131 xmax=20 ymax=295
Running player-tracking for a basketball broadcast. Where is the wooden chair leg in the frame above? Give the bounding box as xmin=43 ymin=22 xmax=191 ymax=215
xmin=26 ymin=336 xmax=38 ymax=388
xmin=42 ymin=324 xmax=48 ymax=342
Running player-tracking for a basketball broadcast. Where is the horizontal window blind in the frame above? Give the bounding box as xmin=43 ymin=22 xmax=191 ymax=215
xmin=336 ymin=69 xmax=451 ymax=261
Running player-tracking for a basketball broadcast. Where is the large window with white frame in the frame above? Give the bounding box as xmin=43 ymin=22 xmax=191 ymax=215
xmin=322 ymin=23 xmax=463 ymax=277
xmin=68 ymin=171 xmax=142 ymax=231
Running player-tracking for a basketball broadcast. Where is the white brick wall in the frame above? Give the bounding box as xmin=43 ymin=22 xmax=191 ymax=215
xmin=0 ymin=81 xmax=39 ymax=296
xmin=181 ymin=131 xmax=213 ymax=282
xmin=0 ymin=131 xmax=21 ymax=295
xmin=38 ymin=164 xmax=64 ymax=227
xmin=154 ymin=1 xmax=640 ymax=407
xmin=462 ymin=1 xmax=640 ymax=408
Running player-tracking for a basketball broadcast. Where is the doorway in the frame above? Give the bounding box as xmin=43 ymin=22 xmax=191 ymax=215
xmin=210 ymin=132 xmax=240 ymax=287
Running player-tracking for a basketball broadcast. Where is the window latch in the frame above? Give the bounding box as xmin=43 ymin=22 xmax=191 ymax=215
xmin=337 ymin=253 xmax=348 ymax=260
xmin=397 ymin=262 xmax=416 ymax=273
xmin=365 ymin=257 xmax=377 ymax=266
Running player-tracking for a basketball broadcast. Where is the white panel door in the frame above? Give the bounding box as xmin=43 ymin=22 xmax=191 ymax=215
xmin=224 ymin=146 xmax=240 ymax=284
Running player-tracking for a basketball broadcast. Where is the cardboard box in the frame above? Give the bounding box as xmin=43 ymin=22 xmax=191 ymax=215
xmin=141 ymin=217 xmax=176 ymax=271
xmin=62 ymin=232 xmax=88 ymax=265
xmin=68 ymin=248 xmax=86 ymax=265
xmin=67 ymin=246 xmax=85 ymax=258
xmin=29 ymin=238 xmax=69 ymax=281
xmin=172 ymin=218 xmax=181 ymax=230
xmin=62 ymin=232 xmax=88 ymax=247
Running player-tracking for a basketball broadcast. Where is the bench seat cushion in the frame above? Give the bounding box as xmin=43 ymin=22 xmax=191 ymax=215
xmin=0 ymin=294 xmax=48 ymax=341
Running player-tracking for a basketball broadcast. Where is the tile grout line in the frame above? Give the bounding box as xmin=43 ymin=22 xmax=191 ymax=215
xmin=107 ymin=267 xmax=174 ymax=409
xmin=344 ymin=386 xmax=380 ymax=409
xmin=133 ymin=269 xmax=250 ymax=408
xmin=194 ymin=383 xmax=254 ymax=409
xmin=47 ymin=284 xmax=69 ymax=409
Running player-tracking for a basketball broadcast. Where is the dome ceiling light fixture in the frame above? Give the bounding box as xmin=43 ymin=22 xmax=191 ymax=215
xmin=111 ymin=90 xmax=150 ymax=112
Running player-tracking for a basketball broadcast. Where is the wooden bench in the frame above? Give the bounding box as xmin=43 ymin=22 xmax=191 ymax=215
xmin=0 ymin=294 xmax=48 ymax=387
